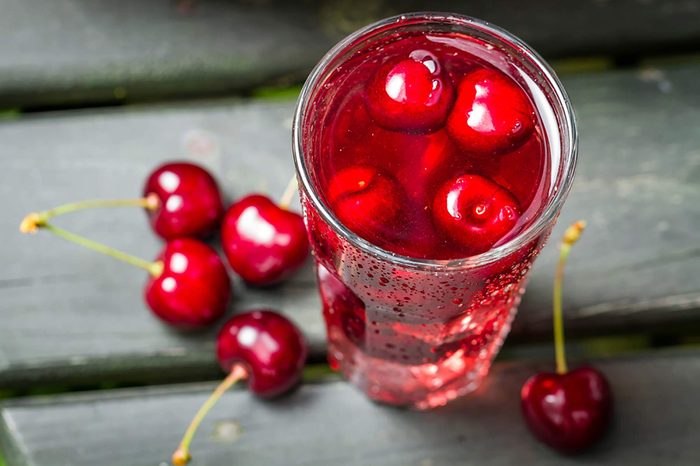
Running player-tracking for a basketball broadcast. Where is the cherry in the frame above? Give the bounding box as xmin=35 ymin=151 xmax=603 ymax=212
xmin=326 ymin=165 xmax=403 ymax=240
xmin=144 ymin=161 xmax=225 ymax=240
xmin=20 ymin=210 xmax=232 ymax=328
xmin=366 ymin=52 xmax=454 ymax=133
xmin=446 ymin=68 xmax=535 ymax=155
xmin=432 ymin=174 xmax=520 ymax=255
xmin=221 ymin=192 xmax=309 ymax=286
xmin=216 ymin=310 xmax=307 ymax=397
xmin=172 ymin=310 xmax=307 ymax=465
xmin=521 ymin=367 xmax=612 ymax=453
xmin=317 ymin=264 xmax=367 ymax=347
xmin=520 ymin=221 xmax=612 ymax=453
xmin=145 ymin=238 xmax=231 ymax=328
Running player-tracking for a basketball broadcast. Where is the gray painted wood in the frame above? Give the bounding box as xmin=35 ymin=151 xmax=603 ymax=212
xmin=1 ymin=350 xmax=698 ymax=466
xmin=3 ymin=0 xmax=700 ymax=107
xmin=2 ymin=62 xmax=700 ymax=388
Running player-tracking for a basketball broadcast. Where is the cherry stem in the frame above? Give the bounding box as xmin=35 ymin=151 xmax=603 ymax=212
xmin=21 ymin=218 xmax=163 ymax=277
xmin=553 ymin=220 xmax=586 ymax=375
xmin=278 ymin=176 xmax=299 ymax=210
xmin=22 ymin=195 xmax=160 ymax=225
xmin=172 ymin=365 xmax=248 ymax=466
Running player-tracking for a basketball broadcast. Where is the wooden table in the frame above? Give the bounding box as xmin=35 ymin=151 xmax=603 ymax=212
xmin=1 ymin=1 xmax=700 ymax=465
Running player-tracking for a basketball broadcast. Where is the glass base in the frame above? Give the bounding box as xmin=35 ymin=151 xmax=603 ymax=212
xmin=328 ymin=309 xmax=515 ymax=410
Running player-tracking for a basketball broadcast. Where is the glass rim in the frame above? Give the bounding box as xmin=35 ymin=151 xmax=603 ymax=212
xmin=292 ymin=12 xmax=578 ymax=271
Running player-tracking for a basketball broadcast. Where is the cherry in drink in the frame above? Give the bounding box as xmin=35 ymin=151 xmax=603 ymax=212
xmin=294 ymin=14 xmax=577 ymax=408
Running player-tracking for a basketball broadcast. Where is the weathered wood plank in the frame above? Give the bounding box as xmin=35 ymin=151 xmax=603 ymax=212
xmin=1 ymin=351 xmax=698 ymax=466
xmin=3 ymin=0 xmax=700 ymax=107
xmin=2 ymin=62 xmax=700 ymax=388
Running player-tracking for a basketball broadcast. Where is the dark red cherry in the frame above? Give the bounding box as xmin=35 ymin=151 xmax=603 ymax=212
xmin=521 ymin=367 xmax=612 ymax=453
xmin=217 ymin=310 xmax=307 ymax=397
xmin=432 ymin=174 xmax=520 ymax=255
xmin=143 ymin=162 xmax=224 ymax=240
xmin=145 ymin=238 xmax=231 ymax=328
xmin=366 ymin=54 xmax=454 ymax=133
xmin=446 ymin=68 xmax=535 ymax=155
xmin=221 ymin=194 xmax=309 ymax=286
xmin=317 ymin=264 xmax=367 ymax=346
xmin=327 ymin=165 xmax=403 ymax=240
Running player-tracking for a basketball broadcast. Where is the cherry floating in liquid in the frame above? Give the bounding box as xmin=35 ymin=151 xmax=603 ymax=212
xmin=446 ymin=68 xmax=535 ymax=155
xmin=221 ymin=180 xmax=309 ymax=286
xmin=432 ymin=174 xmax=521 ymax=255
xmin=326 ymin=165 xmax=404 ymax=241
xmin=172 ymin=310 xmax=307 ymax=465
xmin=20 ymin=212 xmax=231 ymax=328
xmin=144 ymin=161 xmax=225 ymax=240
xmin=520 ymin=221 xmax=613 ymax=453
xmin=365 ymin=51 xmax=454 ymax=133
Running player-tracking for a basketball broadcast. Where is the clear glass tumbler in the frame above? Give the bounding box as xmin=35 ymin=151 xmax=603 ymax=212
xmin=293 ymin=13 xmax=577 ymax=409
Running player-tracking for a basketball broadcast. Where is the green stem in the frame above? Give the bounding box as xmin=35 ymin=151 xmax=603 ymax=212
xmin=552 ymin=220 xmax=586 ymax=375
xmin=278 ymin=176 xmax=299 ymax=210
xmin=41 ymin=222 xmax=163 ymax=277
xmin=43 ymin=196 xmax=158 ymax=219
xmin=172 ymin=365 xmax=248 ymax=466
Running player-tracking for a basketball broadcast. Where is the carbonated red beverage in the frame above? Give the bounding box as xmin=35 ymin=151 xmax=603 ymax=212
xmin=294 ymin=14 xmax=577 ymax=408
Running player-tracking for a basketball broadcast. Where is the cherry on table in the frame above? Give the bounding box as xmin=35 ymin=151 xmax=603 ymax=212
xmin=221 ymin=192 xmax=309 ymax=286
xmin=145 ymin=238 xmax=232 ymax=328
xmin=432 ymin=174 xmax=520 ymax=255
xmin=144 ymin=161 xmax=225 ymax=240
xmin=446 ymin=68 xmax=535 ymax=155
xmin=172 ymin=310 xmax=307 ymax=465
xmin=20 ymin=213 xmax=231 ymax=328
xmin=521 ymin=366 xmax=612 ymax=453
xmin=366 ymin=52 xmax=454 ymax=133
xmin=520 ymin=221 xmax=613 ymax=453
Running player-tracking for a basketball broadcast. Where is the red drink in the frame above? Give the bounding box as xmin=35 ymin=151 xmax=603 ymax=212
xmin=294 ymin=14 xmax=577 ymax=408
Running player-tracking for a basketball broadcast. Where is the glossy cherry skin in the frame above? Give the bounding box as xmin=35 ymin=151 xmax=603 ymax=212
xmin=366 ymin=54 xmax=454 ymax=133
xmin=221 ymin=194 xmax=309 ymax=286
xmin=145 ymin=238 xmax=231 ymax=328
xmin=217 ymin=310 xmax=307 ymax=397
xmin=143 ymin=162 xmax=224 ymax=240
xmin=446 ymin=68 xmax=535 ymax=155
xmin=521 ymin=367 xmax=612 ymax=453
xmin=432 ymin=174 xmax=520 ymax=255
xmin=327 ymin=165 xmax=404 ymax=240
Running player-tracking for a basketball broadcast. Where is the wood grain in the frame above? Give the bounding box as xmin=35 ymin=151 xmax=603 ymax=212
xmin=1 ymin=350 xmax=698 ymax=465
xmin=3 ymin=0 xmax=700 ymax=107
xmin=1 ymin=63 xmax=699 ymax=388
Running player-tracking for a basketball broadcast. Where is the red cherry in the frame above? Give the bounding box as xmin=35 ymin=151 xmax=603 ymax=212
xmin=327 ymin=165 xmax=404 ymax=241
xmin=521 ymin=367 xmax=612 ymax=453
xmin=366 ymin=54 xmax=454 ymax=133
xmin=432 ymin=174 xmax=520 ymax=255
xmin=144 ymin=162 xmax=224 ymax=240
xmin=221 ymin=194 xmax=309 ymax=286
xmin=144 ymin=238 xmax=231 ymax=328
xmin=172 ymin=310 xmax=307 ymax=465
xmin=217 ymin=309 xmax=307 ymax=397
xmin=317 ymin=264 xmax=367 ymax=347
xmin=446 ymin=68 xmax=535 ymax=155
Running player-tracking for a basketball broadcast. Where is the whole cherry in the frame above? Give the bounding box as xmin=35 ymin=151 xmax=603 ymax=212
xmin=145 ymin=238 xmax=232 ymax=328
xmin=221 ymin=180 xmax=309 ymax=286
xmin=144 ymin=161 xmax=225 ymax=240
xmin=20 ymin=213 xmax=231 ymax=328
xmin=432 ymin=174 xmax=521 ymax=255
xmin=521 ymin=221 xmax=613 ymax=453
xmin=366 ymin=50 xmax=454 ymax=133
xmin=447 ymin=68 xmax=535 ymax=155
xmin=172 ymin=309 xmax=307 ymax=465
xmin=326 ymin=165 xmax=404 ymax=241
